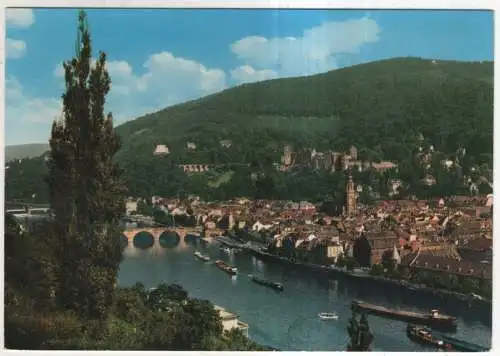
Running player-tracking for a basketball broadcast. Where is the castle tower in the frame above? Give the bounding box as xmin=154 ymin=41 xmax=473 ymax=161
xmin=346 ymin=173 xmax=357 ymax=217
xmin=349 ymin=146 xmax=358 ymax=161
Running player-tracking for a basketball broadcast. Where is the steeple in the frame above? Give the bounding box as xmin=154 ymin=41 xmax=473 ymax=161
xmin=346 ymin=172 xmax=357 ymax=217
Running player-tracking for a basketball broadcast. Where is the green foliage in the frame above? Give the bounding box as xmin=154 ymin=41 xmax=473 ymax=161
xmin=46 ymin=10 xmax=126 ymax=320
xmin=5 ymin=143 xmax=50 ymax=161
xmin=370 ymin=264 xmax=384 ymax=276
xmin=6 ymin=58 xmax=493 ymax=203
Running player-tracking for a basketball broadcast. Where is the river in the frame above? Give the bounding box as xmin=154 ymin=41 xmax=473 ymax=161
xmin=117 ymin=236 xmax=492 ymax=351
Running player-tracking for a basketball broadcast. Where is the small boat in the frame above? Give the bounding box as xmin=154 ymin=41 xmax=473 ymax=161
xmin=220 ymin=246 xmax=234 ymax=254
xmin=215 ymin=260 xmax=238 ymax=275
xmin=351 ymin=300 xmax=457 ymax=331
xmin=406 ymin=324 xmax=451 ymax=350
xmin=194 ymin=250 xmax=210 ymax=262
xmin=250 ymin=275 xmax=284 ymax=291
xmin=318 ymin=312 xmax=339 ymax=320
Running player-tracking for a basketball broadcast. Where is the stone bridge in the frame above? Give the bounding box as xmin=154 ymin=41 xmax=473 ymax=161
xmin=122 ymin=227 xmax=224 ymax=248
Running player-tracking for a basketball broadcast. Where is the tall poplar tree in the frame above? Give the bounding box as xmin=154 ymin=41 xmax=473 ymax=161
xmin=47 ymin=9 xmax=126 ymax=320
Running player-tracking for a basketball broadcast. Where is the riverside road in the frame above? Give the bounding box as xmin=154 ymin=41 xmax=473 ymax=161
xmin=117 ymin=236 xmax=491 ymax=351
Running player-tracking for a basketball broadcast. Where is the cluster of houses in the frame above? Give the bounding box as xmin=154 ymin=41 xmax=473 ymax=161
xmin=126 ymin=192 xmax=493 ymax=285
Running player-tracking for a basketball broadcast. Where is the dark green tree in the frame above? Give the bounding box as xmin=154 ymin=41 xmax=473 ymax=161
xmin=46 ymin=9 xmax=126 ymax=320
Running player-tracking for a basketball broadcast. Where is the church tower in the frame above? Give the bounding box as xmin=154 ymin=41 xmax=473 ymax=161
xmin=346 ymin=173 xmax=357 ymax=217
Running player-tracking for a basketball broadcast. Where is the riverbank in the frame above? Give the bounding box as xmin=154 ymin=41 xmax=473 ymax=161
xmin=119 ymin=241 xmax=492 ymax=350
xmin=218 ymin=237 xmax=491 ymax=307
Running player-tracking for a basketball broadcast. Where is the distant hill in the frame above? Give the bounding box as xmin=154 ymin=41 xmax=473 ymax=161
xmin=115 ymin=57 xmax=493 ymax=166
xmin=5 ymin=57 xmax=494 ymax=201
xmin=5 ymin=144 xmax=50 ymax=162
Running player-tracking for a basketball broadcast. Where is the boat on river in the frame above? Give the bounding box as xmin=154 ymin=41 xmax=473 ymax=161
xmin=318 ymin=312 xmax=339 ymax=320
xmin=250 ymin=275 xmax=284 ymax=291
xmin=430 ymin=331 xmax=490 ymax=352
xmin=351 ymin=300 xmax=457 ymax=331
xmin=215 ymin=260 xmax=238 ymax=275
xmin=194 ymin=250 xmax=210 ymax=262
xmin=406 ymin=324 xmax=451 ymax=350
xmin=220 ymin=246 xmax=235 ymax=255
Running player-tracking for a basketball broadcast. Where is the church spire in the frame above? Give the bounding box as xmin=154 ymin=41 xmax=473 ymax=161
xmin=346 ymin=172 xmax=357 ymax=217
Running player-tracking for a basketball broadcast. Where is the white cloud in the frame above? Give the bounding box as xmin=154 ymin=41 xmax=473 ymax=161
xmin=6 ymin=76 xmax=62 ymax=123
xmin=53 ymin=63 xmax=65 ymax=77
xmin=6 ymin=38 xmax=27 ymax=59
xmin=230 ymin=65 xmax=278 ymax=84
xmin=142 ymin=52 xmax=226 ymax=99
xmin=231 ymin=16 xmax=381 ymax=77
xmin=6 ymin=9 xmax=35 ymax=28
xmin=5 ymin=76 xmax=62 ymax=144
xmin=52 ymin=51 xmax=227 ymax=124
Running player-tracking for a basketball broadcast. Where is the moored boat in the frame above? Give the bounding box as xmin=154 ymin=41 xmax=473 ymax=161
xmin=431 ymin=331 xmax=490 ymax=352
xmin=220 ymin=246 xmax=234 ymax=254
xmin=250 ymin=275 xmax=284 ymax=291
xmin=215 ymin=260 xmax=238 ymax=275
xmin=194 ymin=250 xmax=210 ymax=262
xmin=406 ymin=324 xmax=451 ymax=350
xmin=318 ymin=312 xmax=339 ymax=320
xmin=351 ymin=300 xmax=457 ymax=331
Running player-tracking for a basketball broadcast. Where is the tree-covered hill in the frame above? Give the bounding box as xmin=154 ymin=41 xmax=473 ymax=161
xmin=6 ymin=144 xmax=50 ymax=162
xmin=5 ymin=57 xmax=494 ymax=202
xmin=115 ymin=57 xmax=493 ymax=166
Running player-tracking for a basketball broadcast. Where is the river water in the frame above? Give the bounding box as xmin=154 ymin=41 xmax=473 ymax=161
xmin=117 ymin=236 xmax=492 ymax=351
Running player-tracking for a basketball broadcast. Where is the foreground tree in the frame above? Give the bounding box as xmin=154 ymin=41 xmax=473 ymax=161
xmin=47 ymin=9 xmax=126 ymax=320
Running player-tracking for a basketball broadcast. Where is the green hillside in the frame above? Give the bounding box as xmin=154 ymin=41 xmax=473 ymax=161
xmin=5 ymin=144 xmax=50 ymax=162
xmin=5 ymin=57 xmax=494 ymax=202
xmin=115 ymin=57 xmax=493 ymax=165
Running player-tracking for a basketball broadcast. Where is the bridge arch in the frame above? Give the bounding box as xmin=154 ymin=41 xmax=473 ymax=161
xmin=133 ymin=231 xmax=155 ymax=248
xmin=158 ymin=230 xmax=180 ymax=248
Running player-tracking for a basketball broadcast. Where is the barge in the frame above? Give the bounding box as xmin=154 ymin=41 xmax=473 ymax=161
xmin=194 ymin=250 xmax=210 ymax=262
xmin=431 ymin=331 xmax=489 ymax=352
xmin=250 ymin=275 xmax=284 ymax=291
xmin=215 ymin=260 xmax=238 ymax=275
xmin=406 ymin=324 xmax=451 ymax=350
xmin=351 ymin=300 xmax=457 ymax=331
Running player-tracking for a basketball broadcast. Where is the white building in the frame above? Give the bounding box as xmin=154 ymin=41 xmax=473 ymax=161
xmin=125 ymin=200 xmax=138 ymax=215
xmin=153 ymin=144 xmax=170 ymax=156
xmin=252 ymin=220 xmax=274 ymax=232
xmin=214 ymin=305 xmax=249 ymax=337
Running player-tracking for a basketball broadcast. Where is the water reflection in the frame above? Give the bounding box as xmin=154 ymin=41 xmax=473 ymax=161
xmin=122 ymin=244 xmax=141 ymax=258
xmin=158 ymin=231 xmax=180 ymax=248
xmin=133 ymin=231 xmax=154 ymax=248
xmin=119 ymin=244 xmax=492 ymax=351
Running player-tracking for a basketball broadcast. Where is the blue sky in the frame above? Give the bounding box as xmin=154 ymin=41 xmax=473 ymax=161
xmin=5 ymin=8 xmax=494 ymax=145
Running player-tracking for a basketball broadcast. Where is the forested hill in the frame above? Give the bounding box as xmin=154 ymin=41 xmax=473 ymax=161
xmin=6 ymin=144 xmax=50 ymax=162
xmin=5 ymin=57 xmax=494 ymax=202
xmin=115 ymin=57 xmax=493 ymax=166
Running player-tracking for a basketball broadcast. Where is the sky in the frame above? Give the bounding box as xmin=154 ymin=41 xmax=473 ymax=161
xmin=5 ymin=8 xmax=494 ymax=145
